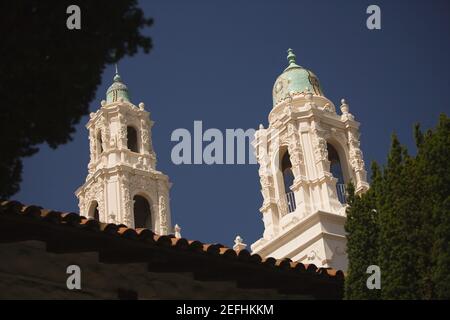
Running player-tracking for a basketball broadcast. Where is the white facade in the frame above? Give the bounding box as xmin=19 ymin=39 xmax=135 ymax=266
xmin=75 ymin=70 xmax=172 ymax=234
xmin=251 ymin=50 xmax=369 ymax=271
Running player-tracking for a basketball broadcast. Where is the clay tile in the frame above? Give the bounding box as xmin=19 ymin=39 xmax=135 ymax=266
xmin=290 ymin=261 xmax=306 ymax=272
xmin=172 ymin=237 xmax=189 ymax=249
xmin=118 ymin=227 xmax=138 ymax=240
xmin=203 ymin=243 xmax=221 ymax=255
xmin=97 ymin=221 xmax=109 ymax=231
xmin=79 ymin=216 xmax=89 ymax=223
xmin=236 ymin=249 xmax=251 ymax=260
xmin=325 ymin=268 xmax=336 ymax=277
xmin=154 ymin=234 xmax=172 ymax=247
xmin=276 ymin=258 xmax=292 ymax=270
xmin=249 ymin=253 xmax=262 ymax=264
xmin=214 ymin=243 xmax=226 ymax=248
xmin=219 ymin=247 xmax=229 ymax=254
xmin=102 ymin=223 xmax=120 ymax=235
xmin=202 ymin=243 xmax=212 ymax=252
xmin=321 ymin=268 xmax=341 ymax=277
xmin=334 ymin=270 xmax=345 ymax=280
xmin=188 ymin=240 xmax=204 ymax=252
xmin=80 ymin=218 xmax=101 ymax=231
xmin=305 ymin=264 xmax=318 ymax=273
xmin=1 ymin=200 xmax=24 ymax=214
xmin=220 ymin=247 xmax=237 ymax=259
xmin=22 ymin=205 xmax=44 ymax=218
xmin=135 ymin=228 xmax=155 ymax=243
xmin=60 ymin=212 xmax=81 ymax=225
xmin=262 ymin=257 xmax=277 ymax=268
xmin=40 ymin=210 xmax=62 ymax=224
xmin=316 ymin=267 xmax=332 ymax=277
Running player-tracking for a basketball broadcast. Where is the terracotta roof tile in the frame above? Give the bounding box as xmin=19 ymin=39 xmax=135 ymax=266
xmin=22 ymin=205 xmax=44 ymax=218
xmin=0 ymin=200 xmax=344 ymax=299
xmin=118 ymin=227 xmax=138 ymax=239
xmin=170 ymin=237 xmax=189 ymax=249
xmin=249 ymin=253 xmax=263 ymax=264
xmin=235 ymin=248 xmax=251 ymax=259
xmin=305 ymin=264 xmax=318 ymax=273
xmin=275 ymin=258 xmax=293 ymax=270
xmin=61 ymin=212 xmax=82 ymax=225
xmin=289 ymin=261 xmax=306 ymax=272
xmin=135 ymin=228 xmax=155 ymax=242
xmin=154 ymin=234 xmax=172 ymax=247
xmin=188 ymin=240 xmax=204 ymax=252
xmin=219 ymin=247 xmax=237 ymax=259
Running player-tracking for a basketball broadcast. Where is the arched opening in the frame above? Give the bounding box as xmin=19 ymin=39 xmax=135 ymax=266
xmin=127 ymin=126 xmax=139 ymax=153
xmin=281 ymin=151 xmax=294 ymax=192
xmin=280 ymin=150 xmax=296 ymax=213
xmin=89 ymin=201 xmax=100 ymax=221
xmin=133 ymin=195 xmax=152 ymax=229
xmin=327 ymin=143 xmax=346 ymax=203
xmin=97 ymin=131 xmax=103 ymax=156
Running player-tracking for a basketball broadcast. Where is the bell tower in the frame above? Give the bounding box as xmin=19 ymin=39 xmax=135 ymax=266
xmin=251 ymin=49 xmax=369 ymax=270
xmin=75 ymin=66 xmax=172 ymax=234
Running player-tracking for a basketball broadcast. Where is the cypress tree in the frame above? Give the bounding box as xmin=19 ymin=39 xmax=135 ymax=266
xmin=415 ymin=115 xmax=450 ymax=298
xmin=345 ymin=115 xmax=450 ymax=299
xmin=378 ymin=134 xmax=424 ymax=299
xmin=344 ymin=163 xmax=381 ymax=299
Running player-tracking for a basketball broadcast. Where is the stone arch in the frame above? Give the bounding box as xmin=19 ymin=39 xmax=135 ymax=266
xmin=271 ymin=144 xmax=297 ymax=214
xmin=326 ymin=139 xmax=352 ymax=204
xmin=132 ymin=193 xmax=153 ymax=229
xmin=281 ymin=149 xmax=294 ymax=194
xmin=88 ymin=200 xmax=100 ymax=221
xmin=96 ymin=130 xmax=103 ymax=156
xmin=326 ymin=138 xmax=352 ymax=184
xmin=327 ymin=143 xmax=345 ymax=184
xmin=280 ymin=148 xmax=296 ymax=213
xmin=127 ymin=125 xmax=139 ymax=153
xmin=271 ymin=145 xmax=287 ymax=199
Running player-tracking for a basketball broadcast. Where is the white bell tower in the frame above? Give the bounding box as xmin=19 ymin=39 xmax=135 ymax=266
xmin=251 ymin=50 xmax=369 ymax=270
xmin=75 ymin=67 xmax=172 ymax=234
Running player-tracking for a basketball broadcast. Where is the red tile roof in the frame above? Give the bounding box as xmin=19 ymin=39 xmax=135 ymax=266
xmin=0 ymin=200 xmax=344 ymax=299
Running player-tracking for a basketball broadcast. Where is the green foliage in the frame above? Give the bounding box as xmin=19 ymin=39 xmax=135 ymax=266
xmin=344 ymin=165 xmax=380 ymax=300
xmin=0 ymin=0 xmax=153 ymax=198
xmin=417 ymin=115 xmax=450 ymax=299
xmin=345 ymin=114 xmax=450 ymax=299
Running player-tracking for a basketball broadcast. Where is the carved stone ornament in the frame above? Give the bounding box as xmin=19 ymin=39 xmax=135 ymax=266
xmin=159 ymin=195 xmax=168 ymax=234
xmin=313 ymin=134 xmax=328 ymax=162
xmin=348 ymin=130 xmax=365 ymax=171
xmin=83 ymin=179 xmax=104 ymax=219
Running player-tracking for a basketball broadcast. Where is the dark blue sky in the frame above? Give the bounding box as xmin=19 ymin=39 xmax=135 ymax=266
xmin=15 ymin=0 xmax=450 ymax=247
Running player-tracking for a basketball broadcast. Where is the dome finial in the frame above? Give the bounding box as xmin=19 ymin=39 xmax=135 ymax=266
xmin=287 ymin=48 xmax=297 ymax=65
xmin=106 ymin=63 xmax=130 ymax=103
xmin=113 ymin=63 xmax=121 ymax=82
xmin=285 ymin=48 xmax=300 ymax=71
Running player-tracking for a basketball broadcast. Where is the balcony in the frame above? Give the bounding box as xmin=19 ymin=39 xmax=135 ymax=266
xmin=286 ymin=191 xmax=296 ymax=213
xmin=278 ymin=191 xmax=296 ymax=216
xmin=336 ymin=183 xmax=347 ymax=204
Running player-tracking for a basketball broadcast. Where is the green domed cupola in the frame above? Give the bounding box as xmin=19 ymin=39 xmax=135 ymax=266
xmin=106 ymin=65 xmax=130 ymax=103
xmin=272 ymin=49 xmax=323 ymax=105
